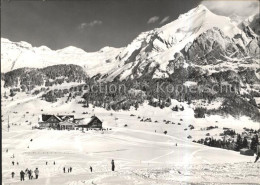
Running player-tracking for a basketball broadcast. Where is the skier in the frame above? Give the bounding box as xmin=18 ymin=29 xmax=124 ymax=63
xmin=34 ymin=168 xmax=39 ymax=179
xmin=68 ymin=168 xmax=70 ymax=173
xmin=90 ymin=166 xmax=93 ymax=172
xmin=46 ymin=161 xmax=48 ymax=165
xmin=53 ymin=161 xmax=56 ymax=165
xmin=12 ymin=161 xmax=15 ymax=165
xmin=30 ymin=170 xmax=34 ymax=180
xmin=63 ymin=167 xmax=66 ymax=173
xmin=28 ymin=169 xmax=32 ymax=180
xmin=11 ymin=172 xmax=15 ymax=178
xmin=20 ymin=170 xmax=25 ymax=181
xmin=111 ymin=159 xmax=115 ymax=171
xmin=17 ymin=162 xmax=19 ymax=165
xmin=25 ymin=168 xmax=28 ymax=177
xmin=254 ymin=145 xmax=260 ymax=163
xmin=70 ymin=167 xmax=72 ymax=172
xmin=6 ymin=149 xmax=8 ymax=153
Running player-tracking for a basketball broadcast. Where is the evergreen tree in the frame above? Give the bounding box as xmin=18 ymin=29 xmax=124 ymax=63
xmin=250 ymin=135 xmax=259 ymax=153
xmin=235 ymin=134 xmax=242 ymax=151
xmin=242 ymin=138 xmax=248 ymax=148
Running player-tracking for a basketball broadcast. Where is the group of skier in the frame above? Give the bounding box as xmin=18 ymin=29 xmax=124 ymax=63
xmin=10 ymin=159 xmax=117 ymax=181
xmin=11 ymin=160 xmax=55 ymax=181
xmin=12 ymin=168 xmax=39 ymax=181
xmin=63 ymin=166 xmax=73 ymax=173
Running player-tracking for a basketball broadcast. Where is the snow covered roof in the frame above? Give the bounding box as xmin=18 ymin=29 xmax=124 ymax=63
xmin=77 ymin=117 xmax=94 ymax=126
xmin=39 ymin=114 xmax=73 ymax=122
xmin=51 ymin=115 xmax=62 ymax=122
xmin=77 ymin=116 xmax=100 ymax=126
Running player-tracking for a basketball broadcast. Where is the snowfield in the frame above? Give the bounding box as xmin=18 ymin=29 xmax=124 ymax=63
xmin=2 ymin=93 xmax=260 ymax=185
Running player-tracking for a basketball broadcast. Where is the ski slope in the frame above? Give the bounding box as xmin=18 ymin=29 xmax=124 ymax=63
xmin=2 ymin=93 xmax=260 ymax=185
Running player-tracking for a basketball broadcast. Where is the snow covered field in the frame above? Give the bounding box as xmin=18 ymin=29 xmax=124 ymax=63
xmin=2 ymin=93 xmax=260 ymax=185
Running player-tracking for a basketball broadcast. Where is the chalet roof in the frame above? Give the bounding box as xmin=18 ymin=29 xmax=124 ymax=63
xmin=78 ymin=117 xmax=94 ymax=126
xmin=240 ymin=148 xmax=253 ymax=152
xmin=48 ymin=115 xmax=62 ymax=122
xmin=58 ymin=115 xmax=74 ymax=119
xmin=39 ymin=114 xmax=74 ymax=122
xmin=77 ymin=116 xmax=101 ymax=126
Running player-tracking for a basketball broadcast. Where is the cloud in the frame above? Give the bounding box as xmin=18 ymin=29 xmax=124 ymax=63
xmin=159 ymin=16 xmax=170 ymax=25
xmin=78 ymin=20 xmax=103 ymax=29
xmin=147 ymin=16 xmax=159 ymax=24
xmin=201 ymin=0 xmax=259 ymax=18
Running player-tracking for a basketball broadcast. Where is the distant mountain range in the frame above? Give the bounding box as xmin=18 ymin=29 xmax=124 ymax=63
xmin=2 ymin=5 xmax=259 ymax=82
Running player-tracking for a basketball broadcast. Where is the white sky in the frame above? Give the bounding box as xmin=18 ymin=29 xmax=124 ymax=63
xmin=201 ymin=0 xmax=259 ymax=18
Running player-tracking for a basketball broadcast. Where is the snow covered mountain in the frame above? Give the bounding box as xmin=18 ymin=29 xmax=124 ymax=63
xmin=1 ymin=5 xmax=259 ymax=82
xmin=103 ymin=5 xmax=259 ymax=81
xmin=1 ymin=38 xmax=124 ymax=77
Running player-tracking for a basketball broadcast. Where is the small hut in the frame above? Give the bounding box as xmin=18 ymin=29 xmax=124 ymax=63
xmin=240 ymin=148 xmax=254 ymax=156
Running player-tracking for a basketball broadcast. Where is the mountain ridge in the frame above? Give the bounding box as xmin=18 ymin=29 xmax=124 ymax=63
xmin=1 ymin=5 xmax=259 ymax=82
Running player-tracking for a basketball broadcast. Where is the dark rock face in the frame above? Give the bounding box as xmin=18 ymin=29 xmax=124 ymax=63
xmin=181 ymin=28 xmax=245 ymax=65
xmin=247 ymin=38 xmax=260 ymax=56
xmin=238 ymin=69 xmax=260 ymax=85
xmin=248 ymin=14 xmax=260 ymax=36
xmin=166 ymin=52 xmax=185 ymax=74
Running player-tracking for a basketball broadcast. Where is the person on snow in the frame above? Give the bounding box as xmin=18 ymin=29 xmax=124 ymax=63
xmin=30 ymin=169 xmax=33 ymax=179
xmin=63 ymin=167 xmax=66 ymax=173
xmin=90 ymin=166 xmax=93 ymax=172
xmin=17 ymin=162 xmax=19 ymax=165
xmin=20 ymin=170 xmax=25 ymax=181
xmin=68 ymin=168 xmax=70 ymax=173
xmin=53 ymin=161 xmax=55 ymax=165
xmin=28 ymin=169 xmax=32 ymax=180
xmin=12 ymin=161 xmax=14 ymax=165
xmin=254 ymin=145 xmax=260 ymax=163
xmin=46 ymin=161 xmax=48 ymax=165
xmin=11 ymin=172 xmax=15 ymax=178
xmin=111 ymin=159 xmax=115 ymax=171
xmin=34 ymin=168 xmax=39 ymax=179
xmin=69 ymin=167 xmax=72 ymax=172
xmin=25 ymin=168 xmax=28 ymax=177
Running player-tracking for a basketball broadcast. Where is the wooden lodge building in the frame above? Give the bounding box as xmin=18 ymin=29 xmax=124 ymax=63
xmin=38 ymin=114 xmax=102 ymax=130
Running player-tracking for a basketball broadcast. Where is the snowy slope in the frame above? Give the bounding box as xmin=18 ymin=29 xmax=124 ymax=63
xmin=2 ymin=92 xmax=260 ymax=184
xmin=1 ymin=38 xmax=124 ymax=77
